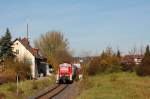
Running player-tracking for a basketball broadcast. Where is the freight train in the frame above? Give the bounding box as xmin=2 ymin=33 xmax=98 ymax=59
xmin=56 ymin=63 xmax=81 ymax=84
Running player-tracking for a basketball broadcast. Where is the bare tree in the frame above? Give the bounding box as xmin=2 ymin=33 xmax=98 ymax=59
xmin=34 ymin=31 xmax=72 ymax=70
xmin=128 ymin=45 xmax=137 ymax=55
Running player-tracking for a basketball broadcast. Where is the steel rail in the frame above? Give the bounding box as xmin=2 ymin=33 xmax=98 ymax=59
xmin=31 ymin=84 xmax=68 ymax=99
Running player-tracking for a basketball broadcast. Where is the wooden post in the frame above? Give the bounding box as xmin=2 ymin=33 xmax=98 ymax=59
xmin=16 ymin=74 xmax=19 ymax=95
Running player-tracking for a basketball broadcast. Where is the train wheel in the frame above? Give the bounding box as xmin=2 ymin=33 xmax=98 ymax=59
xmin=69 ymin=80 xmax=73 ymax=84
xmin=63 ymin=79 xmax=66 ymax=84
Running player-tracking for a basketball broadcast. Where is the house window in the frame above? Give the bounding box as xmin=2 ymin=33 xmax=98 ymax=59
xmin=24 ymin=59 xmax=32 ymax=65
xmin=16 ymin=49 xmax=19 ymax=54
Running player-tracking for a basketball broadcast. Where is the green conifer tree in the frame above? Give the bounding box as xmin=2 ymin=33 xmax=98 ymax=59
xmin=0 ymin=28 xmax=14 ymax=59
xmin=136 ymin=45 xmax=150 ymax=76
xmin=117 ymin=50 xmax=121 ymax=58
xmin=142 ymin=45 xmax=150 ymax=66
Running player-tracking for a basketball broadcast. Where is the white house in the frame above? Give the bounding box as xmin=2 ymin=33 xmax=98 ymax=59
xmin=12 ymin=38 xmax=47 ymax=78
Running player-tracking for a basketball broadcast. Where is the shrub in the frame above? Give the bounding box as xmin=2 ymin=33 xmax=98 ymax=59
xmin=3 ymin=69 xmax=16 ymax=82
xmin=121 ymin=63 xmax=135 ymax=72
xmin=87 ymin=58 xmax=101 ymax=76
xmin=87 ymin=58 xmax=121 ymax=76
xmin=85 ymin=47 xmax=122 ymax=76
xmin=106 ymin=65 xmax=121 ymax=73
xmin=136 ymin=65 xmax=150 ymax=76
xmin=2 ymin=58 xmax=31 ymax=82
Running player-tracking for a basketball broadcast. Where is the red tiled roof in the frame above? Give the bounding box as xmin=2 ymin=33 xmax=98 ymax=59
xmin=21 ymin=38 xmax=29 ymax=46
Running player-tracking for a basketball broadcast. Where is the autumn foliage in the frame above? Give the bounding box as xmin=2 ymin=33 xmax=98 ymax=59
xmin=2 ymin=58 xmax=31 ymax=82
xmin=88 ymin=47 xmax=121 ymax=76
xmin=34 ymin=31 xmax=73 ymax=71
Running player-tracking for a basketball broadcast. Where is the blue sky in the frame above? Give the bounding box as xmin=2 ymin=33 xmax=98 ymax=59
xmin=0 ymin=0 xmax=150 ymax=56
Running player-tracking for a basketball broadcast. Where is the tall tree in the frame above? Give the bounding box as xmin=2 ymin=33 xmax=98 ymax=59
xmin=34 ymin=31 xmax=72 ymax=70
xmin=142 ymin=45 xmax=150 ymax=66
xmin=0 ymin=28 xmax=14 ymax=59
xmin=145 ymin=45 xmax=150 ymax=56
xmin=136 ymin=45 xmax=150 ymax=76
xmin=117 ymin=50 xmax=121 ymax=58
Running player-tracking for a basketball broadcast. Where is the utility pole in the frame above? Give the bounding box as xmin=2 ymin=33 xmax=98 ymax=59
xmin=27 ymin=24 xmax=29 ymax=40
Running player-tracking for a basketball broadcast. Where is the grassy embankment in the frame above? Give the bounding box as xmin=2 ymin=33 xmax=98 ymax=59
xmin=0 ymin=76 xmax=55 ymax=99
xmin=77 ymin=72 xmax=150 ymax=99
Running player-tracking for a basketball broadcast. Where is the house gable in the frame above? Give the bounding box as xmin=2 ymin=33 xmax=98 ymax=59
xmin=12 ymin=40 xmax=35 ymax=61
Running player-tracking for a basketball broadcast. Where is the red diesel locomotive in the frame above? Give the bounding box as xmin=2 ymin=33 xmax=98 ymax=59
xmin=56 ymin=63 xmax=78 ymax=84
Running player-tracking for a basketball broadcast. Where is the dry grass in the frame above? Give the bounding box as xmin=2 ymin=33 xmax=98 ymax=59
xmin=0 ymin=77 xmax=54 ymax=99
xmin=77 ymin=72 xmax=150 ymax=99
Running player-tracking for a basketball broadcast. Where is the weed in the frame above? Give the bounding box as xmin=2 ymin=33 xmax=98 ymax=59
xmin=7 ymin=83 xmax=16 ymax=92
xmin=110 ymin=74 xmax=118 ymax=82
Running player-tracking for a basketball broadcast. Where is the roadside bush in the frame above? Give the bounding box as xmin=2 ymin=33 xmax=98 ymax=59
xmin=3 ymin=69 xmax=16 ymax=82
xmin=2 ymin=58 xmax=31 ymax=82
xmin=106 ymin=65 xmax=121 ymax=73
xmin=85 ymin=47 xmax=122 ymax=76
xmin=88 ymin=58 xmax=101 ymax=76
xmin=88 ymin=59 xmax=121 ymax=75
xmin=136 ymin=65 xmax=150 ymax=76
xmin=121 ymin=63 xmax=135 ymax=72
xmin=99 ymin=60 xmax=109 ymax=73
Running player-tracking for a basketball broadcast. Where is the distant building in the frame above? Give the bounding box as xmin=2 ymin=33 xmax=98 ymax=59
xmin=74 ymin=56 xmax=99 ymax=63
xmin=121 ymin=54 xmax=144 ymax=65
xmin=12 ymin=38 xmax=50 ymax=78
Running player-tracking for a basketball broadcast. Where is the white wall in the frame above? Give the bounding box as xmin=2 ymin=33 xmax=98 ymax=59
xmin=12 ymin=40 xmax=36 ymax=78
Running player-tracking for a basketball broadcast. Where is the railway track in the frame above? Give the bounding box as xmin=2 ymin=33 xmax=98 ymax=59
xmin=31 ymin=84 xmax=68 ymax=99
